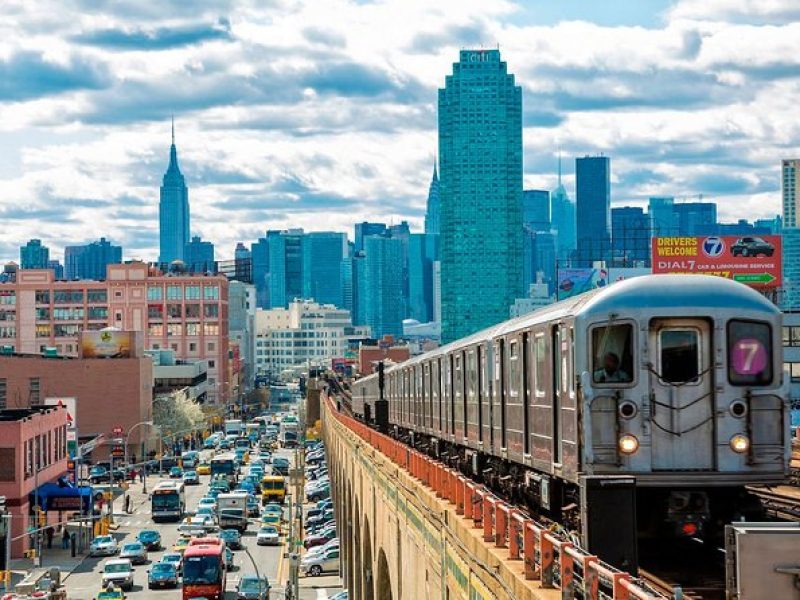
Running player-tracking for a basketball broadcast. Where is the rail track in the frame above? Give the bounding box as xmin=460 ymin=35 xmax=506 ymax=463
xmin=748 ymin=486 xmax=800 ymax=521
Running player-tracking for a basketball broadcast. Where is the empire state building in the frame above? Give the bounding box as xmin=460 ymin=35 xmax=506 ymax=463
xmin=159 ymin=120 xmax=190 ymax=264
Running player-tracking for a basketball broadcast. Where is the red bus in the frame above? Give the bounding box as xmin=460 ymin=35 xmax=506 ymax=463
xmin=182 ymin=542 xmax=226 ymax=600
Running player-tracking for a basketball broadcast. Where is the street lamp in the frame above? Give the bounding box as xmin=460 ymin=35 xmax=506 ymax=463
xmin=124 ymin=421 xmax=155 ymax=496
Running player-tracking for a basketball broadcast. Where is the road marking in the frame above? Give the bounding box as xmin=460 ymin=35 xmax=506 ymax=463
xmin=275 ymin=540 xmax=287 ymax=586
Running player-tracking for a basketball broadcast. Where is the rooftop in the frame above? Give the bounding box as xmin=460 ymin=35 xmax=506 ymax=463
xmin=0 ymin=406 xmax=64 ymax=422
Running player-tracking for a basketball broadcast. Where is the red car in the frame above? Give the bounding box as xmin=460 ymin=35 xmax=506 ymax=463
xmin=304 ymin=529 xmax=335 ymax=549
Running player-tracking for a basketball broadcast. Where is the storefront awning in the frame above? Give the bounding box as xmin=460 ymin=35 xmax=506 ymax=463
xmin=29 ymin=478 xmax=93 ymax=512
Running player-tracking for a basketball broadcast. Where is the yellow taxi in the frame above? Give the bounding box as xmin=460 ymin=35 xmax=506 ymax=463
xmin=172 ymin=536 xmax=190 ymax=554
xmin=260 ymin=512 xmax=282 ymax=534
xmin=95 ymin=587 xmax=126 ymax=600
xmin=196 ymin=463 xmax=211 ymax=475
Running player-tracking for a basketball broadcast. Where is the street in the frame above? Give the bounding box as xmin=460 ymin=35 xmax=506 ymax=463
xmin=58 ymin=448 xmax=342 ymax=600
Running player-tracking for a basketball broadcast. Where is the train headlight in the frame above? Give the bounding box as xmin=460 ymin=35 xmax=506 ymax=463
xmin=729 ymin=434 xmax=750 ymax=454
xmin=618 ymin=434 xmax=639 ymax=455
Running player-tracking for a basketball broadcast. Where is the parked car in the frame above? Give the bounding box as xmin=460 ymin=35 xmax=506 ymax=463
xmin=304 ymin=528 xmax=336 ymax=549
xmin=219 ymin=528 xmax=242 ymax=550
xmin=731 ymin=236 xmax=775 ymax=257
xmin=300 ymin=547 xmax=340 ymax=576
xmin=159 ymin=552 xmax=183 ymax=574
xmin=305 ymin=538 xmax=339 ymax=560
xmin=256 ymin=525 xmax=280 ymax=546
xmin=306 ymin=482 xmax=330 ymax=502
xmin=328 ymin=591 xmax=348 ymax=600
xmin=169 ymin=466 xmax=183 ymax=478
xmin=236 ymin=575 xmax=270 ymax=600
xmin=147 ymin=562 xmax=179 ymax=589
xmin=89 ymin=466 xmax=108 ymax=483
xmin=119 ymin=542 xmax=147 ymax=565
xmin=136 ymin=530 xmax=161 ymax=551
xmin=101 ymin=559 xmax=135 ymax=591
xmin=89 ymin=535 xmax=119 ymax=557
xmin=182 ymin=470 xmax=200 ymax=485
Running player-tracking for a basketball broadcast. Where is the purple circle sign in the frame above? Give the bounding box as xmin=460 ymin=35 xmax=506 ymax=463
xmin=731 ymin=338 xmax=767 ymax=375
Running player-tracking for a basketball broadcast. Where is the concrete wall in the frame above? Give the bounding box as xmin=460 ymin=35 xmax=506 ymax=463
xmin=323 ymin=396 xmax=558 ymax=600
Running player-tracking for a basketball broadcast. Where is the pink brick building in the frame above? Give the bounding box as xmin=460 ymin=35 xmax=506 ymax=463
xmin=0 ymin=263 xmax=230 ymax=404
xmin=0 ymin=406 xmax=69 ymax=558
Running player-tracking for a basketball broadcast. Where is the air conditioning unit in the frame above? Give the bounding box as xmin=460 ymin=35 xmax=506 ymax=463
xmin=42 ymin=347 xmax=58 ymax=358
xmin=0 ymin=345 xmax=13 ymax=355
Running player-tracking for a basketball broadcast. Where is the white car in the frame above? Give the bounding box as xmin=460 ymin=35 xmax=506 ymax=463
xmin=101 ymin=558 xmax=134 ymax=591
xmin=300 ymin=547 xmax=340 ymax=577
xmin=305 ymin=538 xmax=339 ymax=559
xmin=89 ymin=535 xmax=119 ymax=557
xmin=197 ymin=497 xmax=217 ymax=511
xmin=256 ymin=525 xmax=280 ymax=546
xmin=178 ymin=515 xmax=218 ymax=534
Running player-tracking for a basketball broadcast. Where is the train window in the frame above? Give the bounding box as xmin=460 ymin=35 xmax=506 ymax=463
xmin=660 ymin=329 xmax=699 ymax=383
xmin=592 ymin=324 xmax=633 ymax=384
xmin=508 ymin=340 xmax=519 ymax=399
xmin=728 ymin=320 xmax=773 ymax=386
xmin=534 ymin=334 xmax=546 ymax=394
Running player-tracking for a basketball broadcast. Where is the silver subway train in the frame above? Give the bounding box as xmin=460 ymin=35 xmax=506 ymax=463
xmin=351 ymin=275 xmax=791 ymax=539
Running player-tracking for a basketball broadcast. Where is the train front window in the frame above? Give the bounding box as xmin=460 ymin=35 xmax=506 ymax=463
xmin=592 ymin=324 xmax=633 ymax=384
xmin=660 ymin=329 xmax=700 ymax=383
xmin=728 ymin=320 xmax=773 ymax=386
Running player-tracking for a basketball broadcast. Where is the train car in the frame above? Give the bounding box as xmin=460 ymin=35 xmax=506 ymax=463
xmin=351 ymin=275 xmax=790 ymax=541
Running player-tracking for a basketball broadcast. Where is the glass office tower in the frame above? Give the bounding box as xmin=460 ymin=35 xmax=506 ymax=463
xmin=438 ymin=49 xmax=523 ymax=343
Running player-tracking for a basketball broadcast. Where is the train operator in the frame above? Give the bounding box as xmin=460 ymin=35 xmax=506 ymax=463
xmin=594 ymin=352 xmax=631 ymax=383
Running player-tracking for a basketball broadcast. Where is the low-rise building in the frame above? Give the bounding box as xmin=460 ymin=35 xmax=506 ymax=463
xmin=0 ymin=406 xmax=70 ymax=558
xmin=146 ymin=349 xmax=208 ymax=402
xmin=358 ymin=335 xmax=411 ymax=375
xmin=255 ymin=300 xmax=369 ymax=378
xmin=0 ymin=350 xmax=153 ymax=460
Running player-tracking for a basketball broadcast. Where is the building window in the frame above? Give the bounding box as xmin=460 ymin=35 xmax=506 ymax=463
xmin=149 ymin=324 xmax=163 ymax=336
xmin=203 ymin=285 xmax=219 ymax=300
xmin=148 ymin=304 xmax=163 ymax=320
xmin=87 ymin=289 xmax=107 ymax=303
xmin=147 ymin=286 xmax=163 ymax=301
xmin=204 ymin=304 xmax=219 ymax=318
xmin=171 ymin=343 xmax=178 ymax=351
xmin=0 ymin=379 xmax=6 ymax=409
xmin=167 ymin=323 xmax=183 ymax=336
xmin=208 ymin=342 xmax=215 ymax=351
xmin=189 ymin=342 xmax=197 ymax=351
xmin=203 ymin=323 xmax=219 ymax=336
xmin=0 ymin=326 xmax=16 ymax=338
xmin=186 ymin=323 xmax=200 ymax=336
xmin=152 ymin=344 xmax=160 ymax=350
xmin=29 ymin=378 xmax=40 ymax=405
xmin=115 ymin=311 xmax=122 ymax=322
xmin=35 ymin=290 xmax=50 ymax=304
xmin=114 ymin=290 xmax=122 ymax=298
xmin=53 ymin=290 xmax=83 ymax=304
xmin=167 ymin=304 xmax=182 ymax=319
xmin=36 ymin=324 xmax=51 ymax=338
xmin=88 ymin=306 xmax=108 ymax=320
xmin=0 ymin=292 xmax=16 ymax=305
xmin=0 ymin=447 xmax=14 ymax=481
xmin=208 ymin=360 xmax=215 ymax=368
xmin=167 ymin=285 xmax=182 ymax=300
xmin=185 ymin=304 xmax=200 ymax=318
xmin=185 ymin=285 xmax=200 ymax=300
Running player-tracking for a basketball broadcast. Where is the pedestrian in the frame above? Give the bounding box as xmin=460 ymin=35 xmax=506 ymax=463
xmin=139 ymin=468 xmax=144 ymax=483
xmin=61 ymin=527 xmax=70 ymax=550
xmin=45 ymin=525 xmax=54 ymax=549
xmin=124 ymin=494 xmax=131 ymax=514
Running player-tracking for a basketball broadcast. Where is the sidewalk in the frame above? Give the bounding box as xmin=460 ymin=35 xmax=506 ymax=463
xmin=6 ymin=476 xmax=156 ymax=591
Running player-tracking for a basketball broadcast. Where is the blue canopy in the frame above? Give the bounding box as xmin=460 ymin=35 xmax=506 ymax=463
xmin=30 ymin=478 xmax=93 ymax=512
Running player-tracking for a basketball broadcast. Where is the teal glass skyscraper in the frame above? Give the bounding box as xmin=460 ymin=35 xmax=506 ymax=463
xmin=438 ymin=49 xmax=523 ymax=343
xmin=159 ymin=120 xmax=190 ymax=264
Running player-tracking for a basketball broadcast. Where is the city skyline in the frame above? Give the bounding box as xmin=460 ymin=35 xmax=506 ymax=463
xmin=0 ymin=1 xmax=798 ymax=262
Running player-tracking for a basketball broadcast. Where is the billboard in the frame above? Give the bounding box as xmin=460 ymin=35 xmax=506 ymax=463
xmin=651 ymin=235 xmax=782 ymax=288
xmin=557 ymin=268 xmax=610 ymax=300
xmin=79 ymin=330 xmax=134 ymax=358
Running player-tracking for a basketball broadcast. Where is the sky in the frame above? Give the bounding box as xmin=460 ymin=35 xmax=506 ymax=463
xmin=1 ymin=0 xmax=799 ymax=263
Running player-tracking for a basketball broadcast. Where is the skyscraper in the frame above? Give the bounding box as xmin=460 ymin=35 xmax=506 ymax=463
xmin=47 ymin=259 xmax=64 ymax=280
xmin=159 ymin=119 xmax=190 ymax=264
xmin=523 ymin=190 xmax=550 ymax=231
xmin=611 ymin=207 xmax=650 ymax=266
xmin=250 ymin=235 xmax=270 ymax=308
xmin=268 ymin=230 xmax=304 ymax=308
xmin=648 ymin=197 xmax=677 ymax=237
xmin=64 ymin=237 xmax=122 ymax=280
xmin=408 ymin=233 xmax=440 ymax=323
xmin=439 ymin=49 xmax=523 ymax=343
xmin=234 ymin=242 xmax=251 ymax=282
xmin=184 ymin=235 xmax=215 ymax=272
xmin=361 ymin=235 xmax=404 ymax=338
xmin=550 ymin=156 xmax=576 ymax=263
xmin=424 ymin=161 xmax=440 ymax=235
xmin=783 ymin=159 xmax=800 ymax=226
xmin=575 ymin=155 xmax=611 ymax=266
xmin=674 ymin=202 xmax=717 ymax=236
xmin=354 ymin=222 xmax=386 ymax=253
xmin=20 ymin=239 xmax=49 ymax=269
xmin=302 ymin=232 xmax=348 ymax=307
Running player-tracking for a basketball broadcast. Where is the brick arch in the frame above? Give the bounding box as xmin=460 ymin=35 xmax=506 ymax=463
xmin=362 ymin=516 xmax=374 ymax=600
xmin=376 ymin=548 xmax=393 ymax=600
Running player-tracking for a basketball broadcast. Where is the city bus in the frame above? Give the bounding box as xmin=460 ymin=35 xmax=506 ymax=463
xmin=210 ymin=454 xmax=238 ymax=486
xmin=151 ymin=480 xmax=186 ymax=522
xmin=182 ymin=541 xmax=226 ymax=600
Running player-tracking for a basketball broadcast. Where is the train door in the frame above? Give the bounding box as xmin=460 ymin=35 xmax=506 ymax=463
xmin=494 ymin=339 xmax=506 ymax=450
xmin=649 ymin=319 xmax=714 ymax=470
xmin=552 ymin=326 xmax=563 ymax=465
